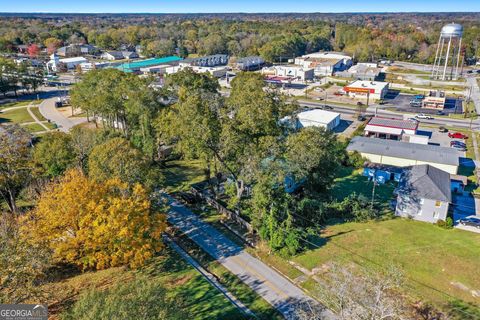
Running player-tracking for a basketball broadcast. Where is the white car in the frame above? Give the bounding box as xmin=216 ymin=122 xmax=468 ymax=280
xmin=415 ymin=113 xmax=434 ymax=120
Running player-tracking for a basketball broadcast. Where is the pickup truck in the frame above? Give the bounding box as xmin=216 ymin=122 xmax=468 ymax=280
xmin=415 ymin=113 xmax=434 ymax=120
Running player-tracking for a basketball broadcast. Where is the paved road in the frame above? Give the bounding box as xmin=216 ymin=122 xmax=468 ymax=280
xmin=164 ymin=194 xmax=334 ymax=320
xmin=163 ymin=235 xmax=255 ymax=318
xmin=466 ymin=76 xmax=480 ymax=115
xmin=298 ymin=100 xmax=480 ymax=130
xmin=38 ymin=97 xmax=87 ymax=132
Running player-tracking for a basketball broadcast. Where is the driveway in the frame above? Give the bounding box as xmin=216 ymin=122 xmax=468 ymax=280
xmin=163 ymin=194 xmax=334 ymax=319
xmin=39 ymin=97 xmax=87 ymax=132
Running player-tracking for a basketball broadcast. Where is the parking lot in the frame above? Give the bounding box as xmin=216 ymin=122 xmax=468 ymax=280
xmin=416 ymin=125 xmax=467 ymax=157
xmin=383 ymin=90 xmax=463 ymax=115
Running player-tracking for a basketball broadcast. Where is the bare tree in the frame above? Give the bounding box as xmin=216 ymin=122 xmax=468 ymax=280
xmin=314 ymin=263 xmax=410 ymax=320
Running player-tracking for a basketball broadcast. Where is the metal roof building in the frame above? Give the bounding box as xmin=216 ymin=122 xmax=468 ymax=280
xmin=347 ymin=136 xmax=459 ymax=174
xmin=364 ymin=117 xmax=418 ymax=139
xmin=116 ymin=56 xmax=182 ymax=73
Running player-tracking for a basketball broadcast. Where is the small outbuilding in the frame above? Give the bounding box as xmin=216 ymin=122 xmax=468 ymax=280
xmin=295 ymin=109 xmax=341 ymax=131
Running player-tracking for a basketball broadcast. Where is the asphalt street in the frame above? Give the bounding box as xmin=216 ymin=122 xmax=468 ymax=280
xmin=163 ymin=194 xmax=335 ymax=320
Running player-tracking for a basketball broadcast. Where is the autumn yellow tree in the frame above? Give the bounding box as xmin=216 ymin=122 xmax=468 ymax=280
xmin=26 ymin=169 xmax=166 ymax=270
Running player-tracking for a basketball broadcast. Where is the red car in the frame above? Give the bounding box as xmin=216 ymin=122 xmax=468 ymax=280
xmin=448 ymin=132 xmax=468 ymax=139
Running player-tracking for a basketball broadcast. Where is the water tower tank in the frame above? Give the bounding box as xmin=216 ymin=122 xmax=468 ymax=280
xmin=440 ymin=23 xmax=463 ymax=38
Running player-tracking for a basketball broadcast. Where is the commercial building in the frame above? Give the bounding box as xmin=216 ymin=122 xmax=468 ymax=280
xmin=46 ymin=54 xmax=87 ymax=72
xmin=57 ymin=44 xmax=99 ymax=57
xmin=235 ymin=56 xmax=265 ymax=71
xmin=364 ymin=117 xmax=418 ymax=140
xmin=346 ymin=136 xmax=459 ymax=174
xmin=116 ymin=56 xmax=182 ymax=73
xmin=262 ymin=65 xmax=314 ymax=81
xmin=395 ymin=164 xmax=451 ymax=223
xmin=422 ymin=91 xmax=446 ymax=109
xmin=294 ymin=52 xmax=352 ymax=76
xmin=293 ymin=109 xmax=341 ymax=131
xmin=343 ymin=80 xmax=389 ymax=101
xmin=101 ymin=51 xmax=139 ymax=60
xmin=336 ymin=63 xmax=383 ymax=81
xmin=180 ymin=54 xmax=229 ymax=67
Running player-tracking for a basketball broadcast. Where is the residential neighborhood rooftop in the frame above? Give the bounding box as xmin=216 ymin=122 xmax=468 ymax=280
xmin=398 ymin=164 xmax=452 ymax=202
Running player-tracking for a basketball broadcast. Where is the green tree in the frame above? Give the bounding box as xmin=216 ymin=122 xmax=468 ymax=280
xmin=33 ymin=132 xmax=76 ymax=178
xmin=285 ymin=126 xmax=344 ymax=193
xmin=87 ymin=137 xmax=149 ymax=186
xmin=0 ymin=125 xmax=32 ymax=213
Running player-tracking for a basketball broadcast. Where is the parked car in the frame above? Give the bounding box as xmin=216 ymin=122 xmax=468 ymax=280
xmin=408 ymin=117 xmax=419 ymax=122
xmin=318 ymin=105 xmax=333 ymax=110
xmin=450 ymin=141 xmax=467 ymax=148
xmin=415 ymin=113 xmax=433 ymax=120
xmin=439 ymin=126 xmax=448 ymax=133
xmin=414 ymin=94 xmax=425 ymax=100
xmin=436 ymin=110 xmax=445 ymax=115
xmin=451 ymin=144 xmax=467 ymax=151
xmin=357 ymin=101 xmax=364 ymax=106
xmin=448 ymin=132 xmax=468 ymax=139
xmin=458 ymin=216 xmax=480 ymax=229
xmin=357 ymin=115 xmax=366 ymax=121
xmin=410 ymin=101 xmax=422 ymax=107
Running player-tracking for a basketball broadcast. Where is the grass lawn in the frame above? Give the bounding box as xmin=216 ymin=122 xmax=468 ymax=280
xmin=23 ymin=123 xmax=46 ymax=133
xmin=42 ymin=247 xmax=245 ymax=319
xmin=163 ymin=159 xmax=207 ymax=193
xmin=291 ymin=219 xmax=480 ymax=313
xmin=30 ymin=106 xmax=47 ymax=121
xmin=330 ymin=166 xmax=396 ymax=210
xmin=0 ymin=106 xmax=34 ymax=124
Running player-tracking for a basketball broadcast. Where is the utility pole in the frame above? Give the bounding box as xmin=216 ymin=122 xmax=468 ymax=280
xmin=371 ymin=178 xmax=377 ymax=211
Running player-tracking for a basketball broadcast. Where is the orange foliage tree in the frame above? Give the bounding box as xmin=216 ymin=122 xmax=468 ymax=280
xmin=26 ymin=169 xmax=166 ymax=270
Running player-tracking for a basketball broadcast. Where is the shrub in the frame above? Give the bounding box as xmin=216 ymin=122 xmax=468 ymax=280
xmin=436 ymin=218 xmax=453 ymax=229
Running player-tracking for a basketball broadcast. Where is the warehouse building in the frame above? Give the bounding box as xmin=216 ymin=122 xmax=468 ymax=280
xmin=336 ymin=63 xmax=383 ymax=81
xmin=343 ymin=80 xmax=389 ymax=101
xmin=346 ymin=136 xmax=459 ymax=174
xmin=287 ymin=109 xmax=341 ymax=131
xmin=180 ymin=54 xmax=229 ymax=67
xmin=262 ymin=65 xmax=314 ymax=81
xmin=364 ymin=117 xmax=418 ymax=140
xmin=116 ymin=56 xmax=182 ymax=73
xmin=235 ymin=56 xmax=265 ymax=71
xmin=294 ymin=52 xmax=353 ymax=76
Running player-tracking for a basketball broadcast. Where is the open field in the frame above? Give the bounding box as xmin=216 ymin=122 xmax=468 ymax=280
xmin=291 ymin=219 xmax=480 ymax=313
xmin=0 ymin=107 xmax=33 ymax=123
xmin=41 ymin=247 xmax=246 ymax=319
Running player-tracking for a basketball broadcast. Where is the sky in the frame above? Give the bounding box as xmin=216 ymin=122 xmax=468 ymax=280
xmin=0 ymin=0 xmax=479 ymax=13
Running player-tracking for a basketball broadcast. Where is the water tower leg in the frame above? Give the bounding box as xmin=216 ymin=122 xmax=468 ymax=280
xmin=454 ymin=37 xmax=462 ymax=80
xmin=435 ymin=38 xmax=446 ymax=79
xmin=442 ymin=35 xmax=453 ymax=81
xmin=432 ymin=35 xmax=442 ymax=79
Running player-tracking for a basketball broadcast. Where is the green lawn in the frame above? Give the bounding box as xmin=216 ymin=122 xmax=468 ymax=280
xmin=163 ymin=159 xmax=207 ymax=192
xmin=23 ymin=123 xmax=46 ymax=133
xmin=330 ymin=167 xmax=396 ymax=209
xmin=43 ymin=247 xmax=245 ymax=320
xmin=291 ymin=219 xmax=480 ymax=313
xmin=30 ymin=106 xmax=46 ymax=121
xmin=0 ymin=106 xmax=34 ymax=123
xmin=0 ymin=100 xmax=36 ymax=110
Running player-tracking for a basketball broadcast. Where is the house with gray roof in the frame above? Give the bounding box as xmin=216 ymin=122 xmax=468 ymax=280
xmin=346 ymin=136 xmax=459 ymax=174
xmin=395 ymin=164 xmax=451 ymax=223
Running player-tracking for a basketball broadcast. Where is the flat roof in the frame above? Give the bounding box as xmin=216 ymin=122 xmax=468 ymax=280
xmin=367 ymin=117 xmax=418 ymax=131
xmin=300 ymin=52 xmax=351 ymax=60
xmin=347 ymin=136 xmax=459 ymax=166
xmin=59 ymin=57 xmax=87 ymax=63
xmin=117 ymin=56 xmax=182 ymax=71
xmin=345 ymin=80 xmax=389 ymax=91
xmin=297 ymin=109 xmax=340 ymax=124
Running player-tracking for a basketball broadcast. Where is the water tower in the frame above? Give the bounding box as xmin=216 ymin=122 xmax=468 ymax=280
xmin=431 ymin=23 xmax=463 ymax=81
